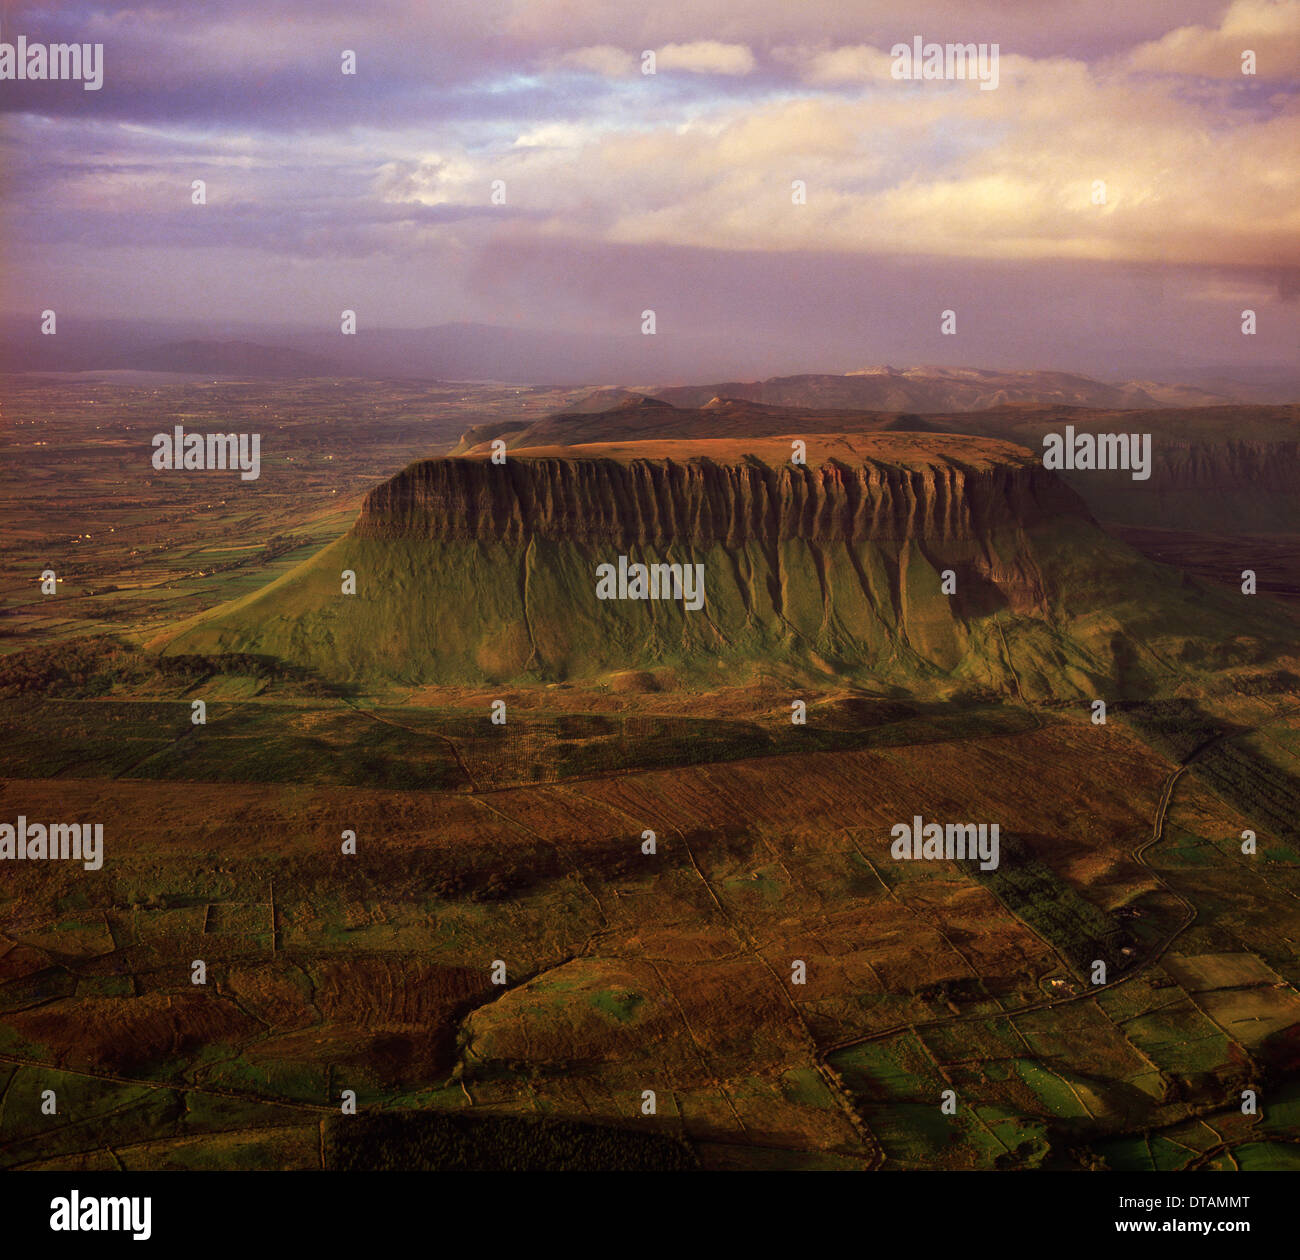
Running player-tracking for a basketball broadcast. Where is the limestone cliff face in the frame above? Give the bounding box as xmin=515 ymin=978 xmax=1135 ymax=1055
xmin=354 ymin=455 xmax=1090 ymax=548
xmin=1157 ymin=440 xmax=1297 ymax=492
xmin=1054 ymin=440 xmax=1299 ymax=532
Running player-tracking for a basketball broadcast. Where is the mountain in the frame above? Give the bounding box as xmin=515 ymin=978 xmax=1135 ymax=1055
xmin=458 ymin=398 xmax=1299 ymax=539
xmin=4 ymin=315 xmax=1296 ymax=400
xmin=452 ymin=395 xmax=934 ymax=454
xmin=562 ymin=388 xmax=658 ymax=412
xmin=0 ymin=317 xmax=776 ymax=384
xmin=937 ymin=404 xmax=1300 ymax=535
xmin=649 ymin=367 xmax=1237 ymax=412
xmin=130 ymin=340 xmax=335 ymax=377
xmin=154 ymin=434 xmax=1294 ymax=697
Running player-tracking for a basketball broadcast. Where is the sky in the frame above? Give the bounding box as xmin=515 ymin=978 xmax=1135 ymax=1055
xmin=1 ymin=0 xmax=1297 ymax=378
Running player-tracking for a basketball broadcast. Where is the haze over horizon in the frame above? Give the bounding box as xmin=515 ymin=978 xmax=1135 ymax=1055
xmin=1 ymin=0 xmax=1297 ymax=381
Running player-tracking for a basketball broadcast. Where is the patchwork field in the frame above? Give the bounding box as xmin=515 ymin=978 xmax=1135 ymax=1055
xmin=2 ymin=686 xmax=1297 ymax=1170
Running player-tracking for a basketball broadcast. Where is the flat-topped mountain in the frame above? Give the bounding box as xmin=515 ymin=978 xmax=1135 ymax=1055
xmin=455 ymin=400 xmax=1299 ymax=537
xmin=158 ymin=435 xmax=1294 ymax=697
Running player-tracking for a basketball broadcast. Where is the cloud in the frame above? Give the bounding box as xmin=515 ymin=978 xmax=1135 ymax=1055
xmin=500 ymin=0 xmax=1233 ymax=62
xmin=788 ymin=44 xmax=897 ymax=84
xmin=657 ymin=42 xmax=756 ymax=75
xmin=546 ymin=45 xmax=638 ymax=77
xmin=1126 ymin=0 xmax=1300 ymax=77
xmin=369 ymin=47 xmax=1299 ymax=269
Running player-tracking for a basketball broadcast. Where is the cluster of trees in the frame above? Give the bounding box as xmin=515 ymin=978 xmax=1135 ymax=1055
xmin=0 ymin=635 xmax=337 ymax=697
xmin=0 ymin=636 xmax=144 ymax=696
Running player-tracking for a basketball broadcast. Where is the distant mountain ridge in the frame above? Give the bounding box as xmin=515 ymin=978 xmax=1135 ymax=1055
xmin=453 ymin=396 xmax=934 ymax=454
xmin=131 ymin=340 xmax=335 ymax=377
xmin=2 ymin=314 xmax=1295 ymax=401
xmin=648 ymin=367 xmax=1235 ymax=412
